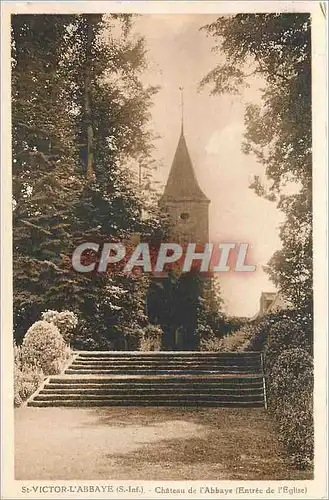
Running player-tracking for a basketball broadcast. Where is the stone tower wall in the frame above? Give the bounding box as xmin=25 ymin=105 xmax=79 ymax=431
xmin=163 ymin=199 xmax=209 ymax=244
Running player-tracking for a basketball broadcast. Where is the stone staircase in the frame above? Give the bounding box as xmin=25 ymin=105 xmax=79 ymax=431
xmin=27 ymin=351 xmax=267 ymax=408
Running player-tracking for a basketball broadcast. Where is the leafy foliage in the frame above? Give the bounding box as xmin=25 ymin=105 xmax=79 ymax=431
xmin=269 ymin=348 xmax=313 ymax=468
xmin=201 ymin=14 xmax=312 ymax=308
xmin=12 ymin=14 xmax=83 ymax=341
xmin=264 ymin=311 xmax=313 ymax=368
xmin=209 ymin=307 xmax=312 ymax=357
xmin=12 ymin=14 xmax=163 ymax=347
xmin=200 ymin=322 xmax=255 ymax=352
xmin=211 ymin=307 xmax=314 ymax=469
xmin=41 ymin=310 xmax=78 ymax=342
xmin=269 ymin=347 xmax=313 ymax=397
xmin=147 ymin=270 xmax=206 ymax=350
xmin=14 ymin=343 xmax=44 ymax=407
xmin=139 ymin=324 xmax=163 ymax=351
xmin=147 ymin=268 xmax=232 ymax=350
xmin=21 ymin=320 xmax=69 ymax=375
xmin=246 ymin=308 xmax=313 ymax=357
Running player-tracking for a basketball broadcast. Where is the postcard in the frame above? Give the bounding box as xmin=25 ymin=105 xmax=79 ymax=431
xmin=1 ymin=1 xmax=327 ymax=499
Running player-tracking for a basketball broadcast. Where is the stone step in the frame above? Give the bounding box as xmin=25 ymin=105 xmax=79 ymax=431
xmin=74 ymin=356 xmax=261 ymax=362
xmin=65 ymin=369 xmax=260 ymax=376
xmin=70 ymin=365 xmax=261 ymax=371
xmin=40 ymin=387 xmax=263 ymax=395
xmin=45 ymin=383 xmax=263 ymax=391
xmin=77 ymin=350 xmax=261 ymax=355
xmin=74 ymin=354 xmax=261 ymax=358
xmin=70 ymin=363 xmax=261 ymax=372
xmin=49 ymin=375 xmax=264 ymax=384
xmin=71 ymin=360 xmax=261 ymax=367
xmin=33 ymin=393 xmax=264 ymax=401
xmin=28 ymin=351 xmax=266 ymax=408
xmin=73 ymin=355 xmax=261 ymax=360
xmin=69 ymin=366 xmax=261 ymax=373
xmin=27 ymin=399 xmax=265 ymax=408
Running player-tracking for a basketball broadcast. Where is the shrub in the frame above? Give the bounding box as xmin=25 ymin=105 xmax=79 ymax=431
xmin=269 ymin=347 xmax=313 ymax=397
xmin=200 ymin=333 xmax=223 ymax=351
xmin=14 ymin=364 xmax=44 ymax=407
xmin=201 ymin=323 xmax=256 ymax=352
xmin=195 ymin=323 xmax=214 ymax=337
xmin=249 ymin=309 xmax=313 ymax=354
xmin=41 ymin=310 xmax=78 ymax=342
xmin=269 ymin=348 xmax=314 ymax=468
xmin=274 ymin=389 xmax=313 ymax=469
xmin=72 ymin=330 xmax=114 ymax=351
xmin=140 ymin=324 xmax=163 ymax=351
xmin=14 ymin=344 xmax=44 ymax=407
xmin=204 ymin=307 xmax=314 ymax=470
xmin=195 ymin=323 xmax=214 ymax=346
xmin=21 ymin=320 xmax=68 ymax=375
xmin=122 ymin=324 xmax=144 ymax=350
xmin=14 ymin=342 xmax=21 ymax=370
xmin=265 ymin=314 xmax=313 ymax=371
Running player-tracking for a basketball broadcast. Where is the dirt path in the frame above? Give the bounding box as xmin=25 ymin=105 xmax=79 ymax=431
xmin=15 ymin=407 xmax=312 ymax=480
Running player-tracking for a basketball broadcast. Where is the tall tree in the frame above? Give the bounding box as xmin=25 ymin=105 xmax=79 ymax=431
xmin=12 ymin=14 xmax=162 ymax=346
xmin=64 ymin=14 xmax=161 ymax=348
xmin=200 ymin=14 xmax=312 ymax=309
xmin=12 ymin=14 xmax=83 ymax=341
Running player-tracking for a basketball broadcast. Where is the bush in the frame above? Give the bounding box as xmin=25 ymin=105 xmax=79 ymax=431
xmin=121 ymin=324 xmax=144 ymax=350
xmin=200 ymin=323 xmax=255 ymax=352
xmin=202 ymin=307 xmax=314 ymax=470
xmin=14 ymin=344 xmax=44 ymax=407
xmin=200 ymin=333 xmax=222 ymax=351
xmin=196 ymin=324 xmax=214 ymax=337
xmin=72 ymin=330 xmax=114 ymax=351
xmin=269 ymin=348 xmax=313 ymax=468
xmin=276 ymin=390 xmax=313 ymax=469
xmin=269 ymin=347 xmax=313 ymax=397
xmin=195 ymin=323 xmax=214 ymax=347
xmin=265 ymin=313 xmax=313 ymax=371
xmin=21 ymin=320 xmax=69 ymax=375
xmin=248 ymin=309 xmax=313 ymax=354
xmin=139 ymin=324 xmax=163 ymax=351
xmin=41 ymin=310 xmax=78 ymax=342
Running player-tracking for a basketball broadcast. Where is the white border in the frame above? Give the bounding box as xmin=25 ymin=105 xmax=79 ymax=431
xmin=1 ymin=2 xmax=327 ymax=499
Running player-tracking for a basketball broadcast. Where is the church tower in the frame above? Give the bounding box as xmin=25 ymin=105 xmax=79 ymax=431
xmin=160 ymin=125 xmax=210 ymax=245
xmin=148 ymin=95 xmax=211 ymax=351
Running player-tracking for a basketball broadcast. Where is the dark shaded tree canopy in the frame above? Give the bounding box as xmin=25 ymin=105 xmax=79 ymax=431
xmin=201 ymin=14 xmax=312 ymax=309
xmin=12 ymin=14 xmax=162 ymax=345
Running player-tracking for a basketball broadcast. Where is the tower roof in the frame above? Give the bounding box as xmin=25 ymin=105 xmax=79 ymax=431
xmin=161 ymin=127 xmax=209 ymax=202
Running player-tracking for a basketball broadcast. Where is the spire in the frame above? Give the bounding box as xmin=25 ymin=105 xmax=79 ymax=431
xmin=161 ymin=127 xmax=209 ymax=202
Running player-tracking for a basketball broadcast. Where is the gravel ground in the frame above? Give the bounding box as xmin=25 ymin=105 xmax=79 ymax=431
xmin=15 ymin=406 xmax=312 ymax=480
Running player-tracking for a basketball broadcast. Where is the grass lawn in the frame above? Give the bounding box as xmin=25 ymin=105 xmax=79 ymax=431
xmin=15 ymin=406 xmax=313 ymax=480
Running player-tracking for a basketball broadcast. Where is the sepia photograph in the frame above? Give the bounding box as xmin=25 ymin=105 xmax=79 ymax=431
xmin=1 ymin=1 xmax=327 ymax=498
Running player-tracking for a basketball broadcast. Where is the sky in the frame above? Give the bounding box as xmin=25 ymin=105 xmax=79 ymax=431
xmin=133 ymin=14 xmax=284 ymax=318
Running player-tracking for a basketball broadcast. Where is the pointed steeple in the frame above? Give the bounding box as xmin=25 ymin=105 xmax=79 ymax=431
xmin=161 ymin=128 xmax=209 ymax=202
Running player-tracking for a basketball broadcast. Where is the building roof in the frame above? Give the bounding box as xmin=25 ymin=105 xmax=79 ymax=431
xmin=250 ymin=291 xmax=291 ymax=321
xmin=161 ymin=127 xmax=209 ymax=203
